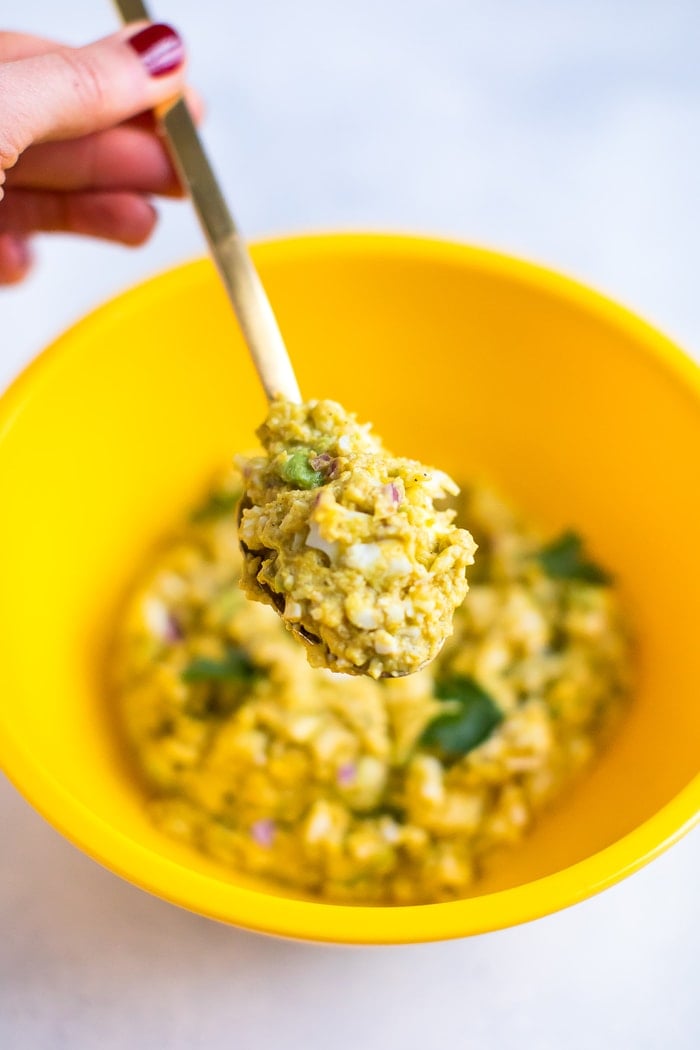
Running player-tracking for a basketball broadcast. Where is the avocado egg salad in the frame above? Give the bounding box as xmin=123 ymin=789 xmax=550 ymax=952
xmin=237 ymin=398 xmax=477 ymax=679
xmin=113 ymin=470 xmax=631 ymax=904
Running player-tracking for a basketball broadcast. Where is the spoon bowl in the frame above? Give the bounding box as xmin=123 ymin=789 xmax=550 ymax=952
xmin=236 ymin=498 xmax=422 ymax=676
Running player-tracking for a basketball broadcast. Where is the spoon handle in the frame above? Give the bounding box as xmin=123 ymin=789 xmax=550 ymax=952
xmin=113 ymin=0 xmax=301 ymax=403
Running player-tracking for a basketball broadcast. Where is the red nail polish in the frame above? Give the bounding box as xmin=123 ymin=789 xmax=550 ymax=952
xmin=128 ymin=23 xmax=184 ymax=78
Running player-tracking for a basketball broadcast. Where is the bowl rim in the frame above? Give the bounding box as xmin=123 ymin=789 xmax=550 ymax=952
xmin=2 ymin=230 xmax=700 ymax=944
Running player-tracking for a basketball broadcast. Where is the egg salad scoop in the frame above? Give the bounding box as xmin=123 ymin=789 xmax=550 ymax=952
xmin=237 ymin=399 xmax=476 ymax=679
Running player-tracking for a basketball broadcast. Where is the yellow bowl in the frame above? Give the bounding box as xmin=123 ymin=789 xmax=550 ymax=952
xmin=1 ymin=233 xmax=700 ymax=944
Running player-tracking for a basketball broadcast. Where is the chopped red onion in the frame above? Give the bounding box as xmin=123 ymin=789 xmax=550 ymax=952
xmin=379 ymin=482 xmax=402 ymax=508
xmin=310 ymin=453 xmax=340 ymax=479
xmin=164 ymin=612 xmax=184 ymax=643
xmin=337 ymin=762 xmax=357 ymax=787
xmin=145 ymin=597 xmax=183 ymax=643
xmin=251 ymin=818 xmax=276 ymax=847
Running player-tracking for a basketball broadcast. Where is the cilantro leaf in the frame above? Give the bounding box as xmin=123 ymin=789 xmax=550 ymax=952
xmin=182 ymin=645 xmax=258 ymax=684
xmin=190 ymin=489 xmax=240 ymax=523
xmin=421 ymin=675 xmax=503 ymax=760
xmin=536 ymin=530 xmax=611 ymax=584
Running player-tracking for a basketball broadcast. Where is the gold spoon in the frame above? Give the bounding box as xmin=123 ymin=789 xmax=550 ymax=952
xmin=114 ymin=4 xmax=426 ymax=677
xmin=114 ymin=1 xmax=345 ymax=654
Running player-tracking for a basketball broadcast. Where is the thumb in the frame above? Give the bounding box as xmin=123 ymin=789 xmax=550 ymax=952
xmin=0 ymin=23 xmax=185 ymax=175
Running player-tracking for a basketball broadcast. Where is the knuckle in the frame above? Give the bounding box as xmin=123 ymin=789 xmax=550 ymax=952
xmin=55 ymin=47 xmax=107 ymax=115
xmin=0 ymin=137 xmax=20 ymax=174
xmin=0 ymin=74 xmax=22 ymax=170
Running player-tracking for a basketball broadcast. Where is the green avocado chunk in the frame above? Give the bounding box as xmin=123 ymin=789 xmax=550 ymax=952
xmin=277 ymin=448 xmax=325 ymax=489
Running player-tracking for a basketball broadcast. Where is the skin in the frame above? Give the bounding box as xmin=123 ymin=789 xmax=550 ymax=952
xmin=0 ymin=25 xmax=199 ymax=283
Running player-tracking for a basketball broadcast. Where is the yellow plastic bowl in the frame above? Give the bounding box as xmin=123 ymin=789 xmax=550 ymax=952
xmin=1 ymin=233 xmax=700 ymax=944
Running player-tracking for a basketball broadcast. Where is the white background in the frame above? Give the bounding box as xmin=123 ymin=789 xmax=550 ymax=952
xmin=2 ymin=1 xmax=699 ymax=1046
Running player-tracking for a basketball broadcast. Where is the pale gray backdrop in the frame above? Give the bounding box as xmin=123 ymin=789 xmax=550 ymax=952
xmin=1 ymin=1 xmax=699 ymax=1047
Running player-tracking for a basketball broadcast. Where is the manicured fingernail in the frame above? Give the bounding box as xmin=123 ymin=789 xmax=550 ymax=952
xmin=128 ymin=23 xmax=184 ymax=77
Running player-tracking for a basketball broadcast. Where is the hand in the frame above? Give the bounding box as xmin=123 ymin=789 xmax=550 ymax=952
xmin=0 ymin=23 xmax=190 ymax=284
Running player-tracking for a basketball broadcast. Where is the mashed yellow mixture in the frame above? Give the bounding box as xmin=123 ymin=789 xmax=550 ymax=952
xmin=113 ymin=473 xmax=631 ymax=904
xmin=237 ymin=398 xmax=476 ymax=678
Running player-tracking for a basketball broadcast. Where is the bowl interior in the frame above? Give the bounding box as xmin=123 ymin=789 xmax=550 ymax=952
xmin=1 ymin=234 xmax=700 ymax=938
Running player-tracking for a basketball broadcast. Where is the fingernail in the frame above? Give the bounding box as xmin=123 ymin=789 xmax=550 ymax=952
xmin=128 ymin=23 xmax=184 ymax=78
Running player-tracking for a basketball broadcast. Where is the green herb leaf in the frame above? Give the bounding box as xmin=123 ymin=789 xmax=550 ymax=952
xmin=182 ymin=645 xmax=258 ymax=684
xmin=278 ymin=448 xmax=325 ymax=489
xmin=364 ymin=804 xmax=406 ymax=823
xmin=421 ymin=675 xmax=503 ymax=760
xmin=536 ymin=530 xmax=611 ymax=584
xmin=190 ymin=489 xmax=240 ymax=523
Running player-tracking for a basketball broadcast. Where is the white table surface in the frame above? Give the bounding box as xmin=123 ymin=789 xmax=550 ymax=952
xmin=2 ymin=1 xmax=699 ymax=1046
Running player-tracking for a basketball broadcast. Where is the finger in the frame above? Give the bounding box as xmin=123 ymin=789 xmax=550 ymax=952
xmin=0 ymin=34 xmax=203 ymax=129
xmin=0 ymin=23 xmax=186 ymax=177
xmin=8 ymin=86 xmax=206 ymax=197
xmin=0 ymin=188 xmax=158 ymax=246
xmin=0 ymin=31 xmax=62 ymax=62
xmin=8 ymin=126 xmax=183 ymax=197
xmin=124 ymin=85 xmax=205 ymax=131
xmin=0 ymin=232 xmax=33 ymax=283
